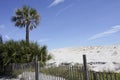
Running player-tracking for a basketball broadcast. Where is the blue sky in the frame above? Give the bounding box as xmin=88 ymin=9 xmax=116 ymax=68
xmin=0 ymin=0 xmax=120 ymax=50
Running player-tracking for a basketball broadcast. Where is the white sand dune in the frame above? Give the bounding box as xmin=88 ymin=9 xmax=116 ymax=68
xmin=48 ymin=45 xmax=120 ymax=72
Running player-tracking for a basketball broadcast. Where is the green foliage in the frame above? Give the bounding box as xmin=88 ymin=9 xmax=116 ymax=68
xmin=12 ymin=5 xmax=40 ymax=28
xmin=0 ymin=40 xmax=52 ymax=66
xmin=0 ymin=40 xmax=52 ymax=77
xmin=116 ymin=73 xmax=120 ymax=79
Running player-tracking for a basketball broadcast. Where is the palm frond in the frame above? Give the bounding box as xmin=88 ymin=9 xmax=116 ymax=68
xmin=15 ymin=9 xmax=23 ymax=16
xmin=12 ymin=5 xmax=40 ymax=28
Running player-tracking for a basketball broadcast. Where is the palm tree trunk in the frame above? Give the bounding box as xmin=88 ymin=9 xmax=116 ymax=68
xmin=26 ymin=25 xmax=29 ymax=46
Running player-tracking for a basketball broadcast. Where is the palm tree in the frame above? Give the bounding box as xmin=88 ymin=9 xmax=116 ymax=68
xmin=12 ymin=5 xmax=40 ymax=46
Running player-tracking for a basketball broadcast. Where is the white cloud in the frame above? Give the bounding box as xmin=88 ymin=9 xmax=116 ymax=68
xmin=38 ymin=38 xmax=51 ymax=43
xmin=5 ymin=35 xmax=10 ymax=40
xmin=49 ymin=0 xmax=65 ymax=7
xmin=0 ymin=25 xmax=5 ymax=29
xmin=89 ymin=25 xmax=120 ymax=40
xmin=56 ymin=4 xmax=74 ymax=16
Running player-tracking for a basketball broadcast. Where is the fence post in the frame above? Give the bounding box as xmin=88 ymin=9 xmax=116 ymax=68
xmin=93 ymin=72 xmax=97 ymax=80
xmin=35 ymin=56 xmax=39 ymax=80
xmin=83 ymin=55 xmax=89 ymax=80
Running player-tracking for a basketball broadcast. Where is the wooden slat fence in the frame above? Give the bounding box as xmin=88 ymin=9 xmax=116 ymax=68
xmin=39 ymin=65 xmax=120 ymax=80
xmin=0 ymin=55 xmax=120 ymax=80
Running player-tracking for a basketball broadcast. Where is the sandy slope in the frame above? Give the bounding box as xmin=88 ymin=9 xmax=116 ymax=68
xmin=48 ymin=45 xmax=120 ymax=72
